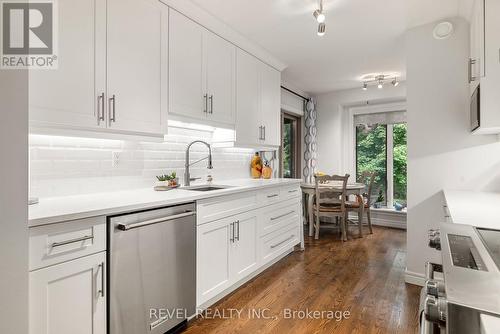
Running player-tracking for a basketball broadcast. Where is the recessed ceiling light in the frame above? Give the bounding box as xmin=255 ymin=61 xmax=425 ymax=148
xmin=362 ymin=82 xmax=368 ymax=91
xmin=392 ymin=78 xmax=399 ymax=87
xmin=377 ymin=79 xmax=383 ymax=89
xmin=317 ymin=23 xmax=326 ymax=36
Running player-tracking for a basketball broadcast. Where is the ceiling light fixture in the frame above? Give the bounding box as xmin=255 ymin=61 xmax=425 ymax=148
xmin=313 ymin=0 xmax=326 ymax=36
xmin=361 ymin=74 xmax=401 ymax=91
xmin=317 ymin=23 xmax=326 ymax=36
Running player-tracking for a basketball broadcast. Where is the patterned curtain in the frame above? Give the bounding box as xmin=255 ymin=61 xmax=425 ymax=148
xmin=303 ymin=99 xmax=317 ymax=183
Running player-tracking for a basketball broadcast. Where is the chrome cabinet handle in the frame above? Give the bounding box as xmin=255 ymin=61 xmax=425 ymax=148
xmin=270 ymin=211 xmax=295 ymax=221
xmin=51 ymin=235 xmax=93 ymax=248
xmin=109 ymin=94 xmax=116 ymax=124
xmin=203 ymin=94 xmax=208 ymax=114
xmin=267 ymin=194 xmax=278 ymax=198
xmin=97 ymin=93 xmax=105 ymax=125
xmin=288 ymin=189 xmax=298 ymax=193
xmin=117 ymin=211 xmax=196 ymax=231
xmin=236 ymin=220 xmax=240 ymax=241
xmin=98 ymin=262 xmax=105 ymax=297
xmin=263 ymin=126 xmax=266 ymax=140
xmin=469 ymin=58 xmax=477 ymax=83
xmin=270 ymin=235 xmax=295 ymax=249
xmin=230 ymin=222 xmax=235 ymax=243
xmin=258 ymin=126 xmax=262 ymax=140
xmin=209 ymin=95 xmax=213 ymax=114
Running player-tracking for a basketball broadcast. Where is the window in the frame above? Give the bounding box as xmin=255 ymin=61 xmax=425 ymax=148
xmin=392 ymin=123 xmax=407 ymax=204
xmin=355 ymin=111 xmax=407 ymax=209
xmin=356 ymin=124 xmax=387 ymax=206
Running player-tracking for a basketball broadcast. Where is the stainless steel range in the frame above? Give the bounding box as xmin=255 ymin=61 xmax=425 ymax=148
xmin=420 ymin=223 xmax=500 ymax=334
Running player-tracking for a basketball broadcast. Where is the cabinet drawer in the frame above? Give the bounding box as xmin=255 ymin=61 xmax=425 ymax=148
xmin=197 ymin=191 xmax=258 ymax=225
xmin=260 ymin=198 xmax=300 ymax=237
xmin=281 ymin=185 xmax=301 ymax=200
xmin=260 ymin=224 xmax=299 ymax=264
xmin=257 ymin=187 xmax=281 ymax=205
xmin=29 ymin=216 xmax=106 ymax=271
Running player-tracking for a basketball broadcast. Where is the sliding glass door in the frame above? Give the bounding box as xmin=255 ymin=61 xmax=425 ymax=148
xmin=281 ymin=113 xmax=301 ymax=178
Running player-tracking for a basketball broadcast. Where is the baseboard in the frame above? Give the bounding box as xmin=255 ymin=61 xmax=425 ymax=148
xmin=371 ymin=218 xmax=406 ymax=229
xmin=405 ymin=269 xmax=426 ymax=286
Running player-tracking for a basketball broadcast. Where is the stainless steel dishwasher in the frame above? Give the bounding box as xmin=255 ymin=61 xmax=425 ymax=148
xmin=109 ymin=203 xmax=196 ymax=334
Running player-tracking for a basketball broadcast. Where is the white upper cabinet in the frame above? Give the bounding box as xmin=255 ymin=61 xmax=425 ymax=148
xmin=168 ymin=10 xmax=205 ymax=120
xmin=205 ymin=32 xmax=236 ymax=125
xmin=234 ymin=49 xmax=281 ymax=148
xmin=29 ymin=0 xmax=106 ymax=130
xmin=235 ymin=49 xmax=262 ymax=145
xmin=169 ymin=10 xmax=236 ymax=127
xmin=29 ymin=0 xmax=168 ymax=138
xmin=107 ymin=0 xmax=168 ymax=135
xmin=470 ymin=0 xmax=500 ymax=134
xmin=469 ymin=0 xmax=485 ymax=94
xmin=260 ymin=64 xmax=281 ymax=146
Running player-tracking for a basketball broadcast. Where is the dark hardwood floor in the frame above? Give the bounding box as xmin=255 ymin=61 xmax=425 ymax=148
xmin=185 ymin=226 xmax=421 ymax=334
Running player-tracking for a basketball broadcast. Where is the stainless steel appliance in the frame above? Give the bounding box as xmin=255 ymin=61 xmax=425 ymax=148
xmin=420 ymin=223 xmax=500 ymax=334
xmin=109 ymin=203 xmax=196 ymax=334
xmin=471 ymin=85 xmax=480 ymax=131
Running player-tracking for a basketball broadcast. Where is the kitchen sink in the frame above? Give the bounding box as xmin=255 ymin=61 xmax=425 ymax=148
xmin=183 ymin=185 xmax=233 ymax=192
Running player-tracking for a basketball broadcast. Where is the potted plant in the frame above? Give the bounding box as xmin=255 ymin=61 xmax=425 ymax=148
xmin=156 ymin=171 xmax=178 ymax=188
xmin=373 ymin=189 xmax=384 ymax=208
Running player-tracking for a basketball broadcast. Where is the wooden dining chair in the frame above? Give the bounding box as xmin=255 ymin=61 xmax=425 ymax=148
xmin=346 ymin=171 xmax=375 ymax=235
xmin=313 ymin=174 xmax=350 ymax=241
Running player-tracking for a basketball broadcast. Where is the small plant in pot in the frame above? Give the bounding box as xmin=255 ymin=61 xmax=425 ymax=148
xmin=156 ymin=171 xmax=178 ymax=187
xmin=373 ymin=189 xmax=385 ymax=208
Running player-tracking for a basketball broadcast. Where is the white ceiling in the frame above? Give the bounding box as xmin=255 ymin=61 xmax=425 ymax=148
xmin=190 ymin=0 xmax=472 ymax=95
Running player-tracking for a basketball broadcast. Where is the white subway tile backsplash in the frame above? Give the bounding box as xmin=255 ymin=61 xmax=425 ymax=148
xmin=29 ymin=129 xmax=258 ymax=198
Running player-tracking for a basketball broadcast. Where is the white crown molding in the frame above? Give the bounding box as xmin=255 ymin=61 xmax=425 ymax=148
xmin=160 ymin=0 xmax=287 ymax=72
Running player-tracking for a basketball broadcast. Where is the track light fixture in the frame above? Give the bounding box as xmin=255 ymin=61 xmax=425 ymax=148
xmin=361 ymin=75 xmax=400 ymax=90
xmin=313 ymin=0 xmax=326 ymax=36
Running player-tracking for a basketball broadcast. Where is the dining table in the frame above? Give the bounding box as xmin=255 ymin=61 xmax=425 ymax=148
xmin=301 ymin=181 xmax=366 ymax=238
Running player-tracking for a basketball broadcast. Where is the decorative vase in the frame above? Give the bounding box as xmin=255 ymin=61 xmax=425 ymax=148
xmin=262 ymin=162 xmax=272 ymax=179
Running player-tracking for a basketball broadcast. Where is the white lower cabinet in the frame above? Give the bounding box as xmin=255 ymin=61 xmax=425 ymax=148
xmin=197 ymin=185 xmax=301 ymax=307
xmin=197 ymin=210 xmax=258 ymax=306
xmin=29 ymin=251 xmax=106 ymax=334
xmin=230 ymin=213 xmax=259 ymax=282
xmin=197 ymin=216 xmax=232 ymax=304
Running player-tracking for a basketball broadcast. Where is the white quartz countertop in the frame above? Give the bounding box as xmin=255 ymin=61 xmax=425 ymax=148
xmin=29 ymin=178 xmax=301 ymax=227
xmin=443 ymin=190 xmax=500 ymax=229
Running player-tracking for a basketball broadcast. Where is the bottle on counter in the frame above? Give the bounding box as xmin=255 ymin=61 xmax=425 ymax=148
xmin=251 ymin=152 xmax=263 ymax=178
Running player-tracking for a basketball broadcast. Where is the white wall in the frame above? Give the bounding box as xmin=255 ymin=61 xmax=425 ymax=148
xmin=30 ymin=127 xmax=255 ymax=198
xmin=315 ymin=83 xmax=407 ymax=174
xmin=405 ymin=17 xmax=500 ymax=282
xmin=0 ymin=71 xmax=29 ymax=333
